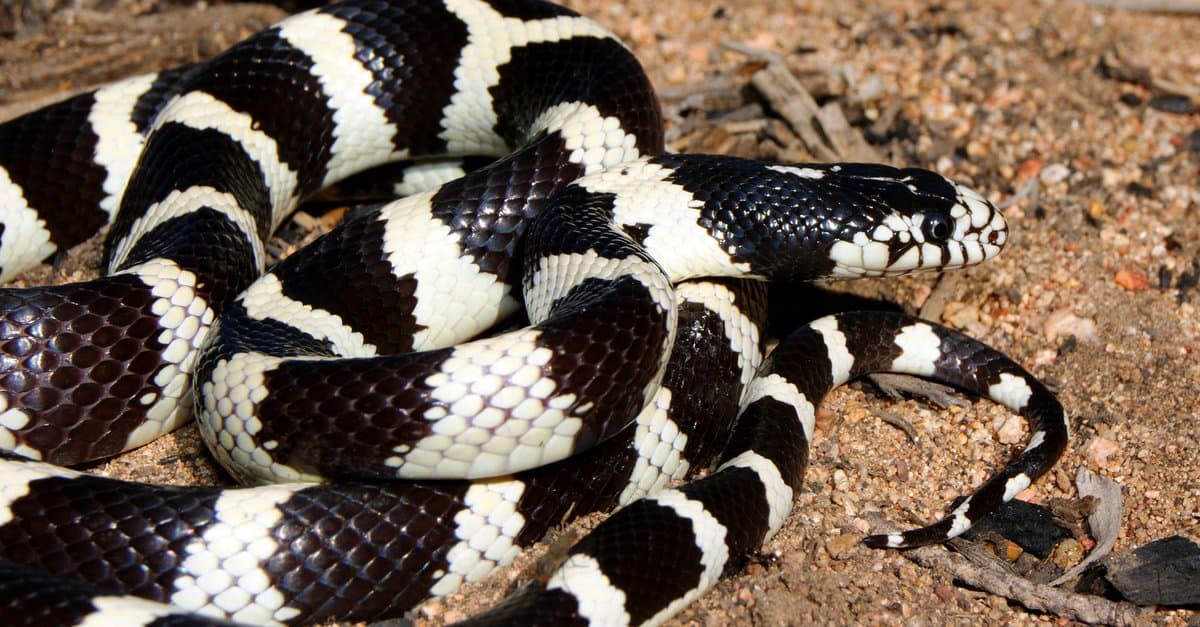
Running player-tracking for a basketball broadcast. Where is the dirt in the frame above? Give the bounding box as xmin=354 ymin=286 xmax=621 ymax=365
xmin=2 ymin=0 xmax=1198 ymax=625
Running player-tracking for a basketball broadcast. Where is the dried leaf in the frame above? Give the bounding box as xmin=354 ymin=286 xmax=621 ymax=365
xmin=1049 ymin=468 xmax=1122 ymax=586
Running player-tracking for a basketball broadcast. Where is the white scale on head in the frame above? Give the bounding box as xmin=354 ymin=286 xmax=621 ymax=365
xmin=825 ymin=177 xmax=1006 ymax=277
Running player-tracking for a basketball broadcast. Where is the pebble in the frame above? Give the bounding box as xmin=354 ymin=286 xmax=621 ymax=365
xmin=942 ymin=301 xmax=981 ymax=329
xmin=1039 ymin=163 xmax=1071 ymax=184
xmin=1114 ymin=269 xmax=1150 ymax=291
xmin=1051 ymin=538 xmax=1084 ymax=570
xmin=1043 ymin=307 xmax=1098 ymax=343
xmin=996 ymin=415 xmax=1024 ymax=445
xmin=826 ymin=533 xmax=859 ymax=560
xmin=1002 ymin=540 xmax=1024 ymax=562
xmin=1015 ymin=157 xmax=1044 ymax=180
xmin=1086 ymin=436 xmax=1120 ymax=469
xmin=832 ymin=468 xmax=850 ymax=492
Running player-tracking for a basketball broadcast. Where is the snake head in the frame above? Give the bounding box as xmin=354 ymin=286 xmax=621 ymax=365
xmin=796 ymin=163 xmax=1007 ymax=278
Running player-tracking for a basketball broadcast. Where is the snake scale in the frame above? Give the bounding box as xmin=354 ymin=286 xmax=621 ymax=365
xmin=0 ymin=1 xmax=1068 ymax=624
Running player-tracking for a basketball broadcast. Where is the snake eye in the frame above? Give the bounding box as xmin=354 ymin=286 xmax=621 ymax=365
xmin=922 ymin=213 xmax=953 ymax=242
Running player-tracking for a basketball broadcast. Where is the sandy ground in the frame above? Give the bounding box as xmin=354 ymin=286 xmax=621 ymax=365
xmin=2 ymin=0 xmax=1198 ymax=624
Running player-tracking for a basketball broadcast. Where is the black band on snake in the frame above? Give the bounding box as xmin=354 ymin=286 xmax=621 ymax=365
xmin=0 ymin=1 xmax=1068 ymax=625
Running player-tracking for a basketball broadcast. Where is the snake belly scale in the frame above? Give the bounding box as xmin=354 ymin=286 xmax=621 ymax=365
xmin=0 ymin=1 xmax=1068 ymax=625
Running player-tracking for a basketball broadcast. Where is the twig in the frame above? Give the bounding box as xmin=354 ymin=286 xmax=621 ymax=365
xmin=1100 ymin=48 xmax=1200 ymax=99
xmin=871 ymin=409 xmax=921 ymax=443
xmin=1077 ymin=0 xmax=1200 ymax=13
xmin=996 ymin=176 xmax=1039 ymax=211
xmin=721 ymin=40 xmax=882 ymax=162
xmin=903 ymin=542 xmax=1146 ymax=624
xmin=868 ymin=374 xmax=968 ymax=409
xmin=919 ymin=272 xmax=962 ymax=321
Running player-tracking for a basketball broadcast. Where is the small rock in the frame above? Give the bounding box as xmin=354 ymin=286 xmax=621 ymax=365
xmin=1043 ymin=307 xmax=1098 ymax=343
xmin=1003 ymin=539 xmax=1024 ymax=562
xmin=420 ymin=600 xmax=445 ymax=618
xmin=1114 ymin=269 xmax=1149 ymax=291
xmin=826 ymin=533 xmax=859 ymax=560
xmin=933 ymin=584 xmax=955 ymax=602
xmin=851 ymin=74 xmax=885 ymax=103
xmin=1086 ymin=436 xmax=1120 ymax=469
xmin=1118 ymin=92 xmax=1142 ymax=106
xmin=1051 ymin=537 xmax=1084 ymax=570
xmin=1039 ymin=163 xmax=1070 ymax=184
xmin=965 ymin=140 xmax=987 ymax=160
xmin=814 ymin=406 xmax=836 ymax=432
xmin=996 ymin=414 xmax=1024 ymax=445
xmin=1148 ymin=95 xmax=1195 ymax=115
xmin=1101 ymin=168 xmax=1123 ymax=188
xmin=1185 ymin=129 xmax=1200 ymax=154
xmin=832 ymin=468 xmax=850 ymax=492
xmin=1015 ymin=157 xmax=1043 ymax=180
xmin=942 ymin=301 xmax=980 ymax=329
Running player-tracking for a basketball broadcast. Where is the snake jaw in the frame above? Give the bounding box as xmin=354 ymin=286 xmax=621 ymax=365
xmin=827 ymin=178 xmax=1007 ymax=278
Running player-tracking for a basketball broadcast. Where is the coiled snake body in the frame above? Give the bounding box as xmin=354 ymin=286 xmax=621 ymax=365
xmin=0 ymin=1 xmax=1067 ymax=624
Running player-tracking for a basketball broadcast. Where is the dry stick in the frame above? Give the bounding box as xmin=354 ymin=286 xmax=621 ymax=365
xmin=920 ymin=272 xmax=962 ymax=322
xmin=870 ymin=409 xmax=921 ymax=443
xmin=1102 ymin=49 xmax=1200 ymax=99
xmin=1077 ymin=0 xmax=1200 ymax=13
xmin=904 ymin=542 xmax=1147 ymax=625
xmin=719 ymin=40 xmax=841 ymax=162
xmin=997 ymin=176 xmax=1039 ymax=211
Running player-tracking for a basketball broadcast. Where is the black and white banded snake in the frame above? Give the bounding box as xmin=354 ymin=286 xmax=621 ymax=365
xmin=0 ymin=1 xmax=1069 ymax=625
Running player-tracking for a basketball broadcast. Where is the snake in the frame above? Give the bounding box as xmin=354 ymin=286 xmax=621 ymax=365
xmin=0 ymin=1 xmax=1069 ymax=625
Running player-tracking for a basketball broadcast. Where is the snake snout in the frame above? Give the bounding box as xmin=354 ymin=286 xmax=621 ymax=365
xmin=950 ymin=181 xmax=1007 ymax=267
